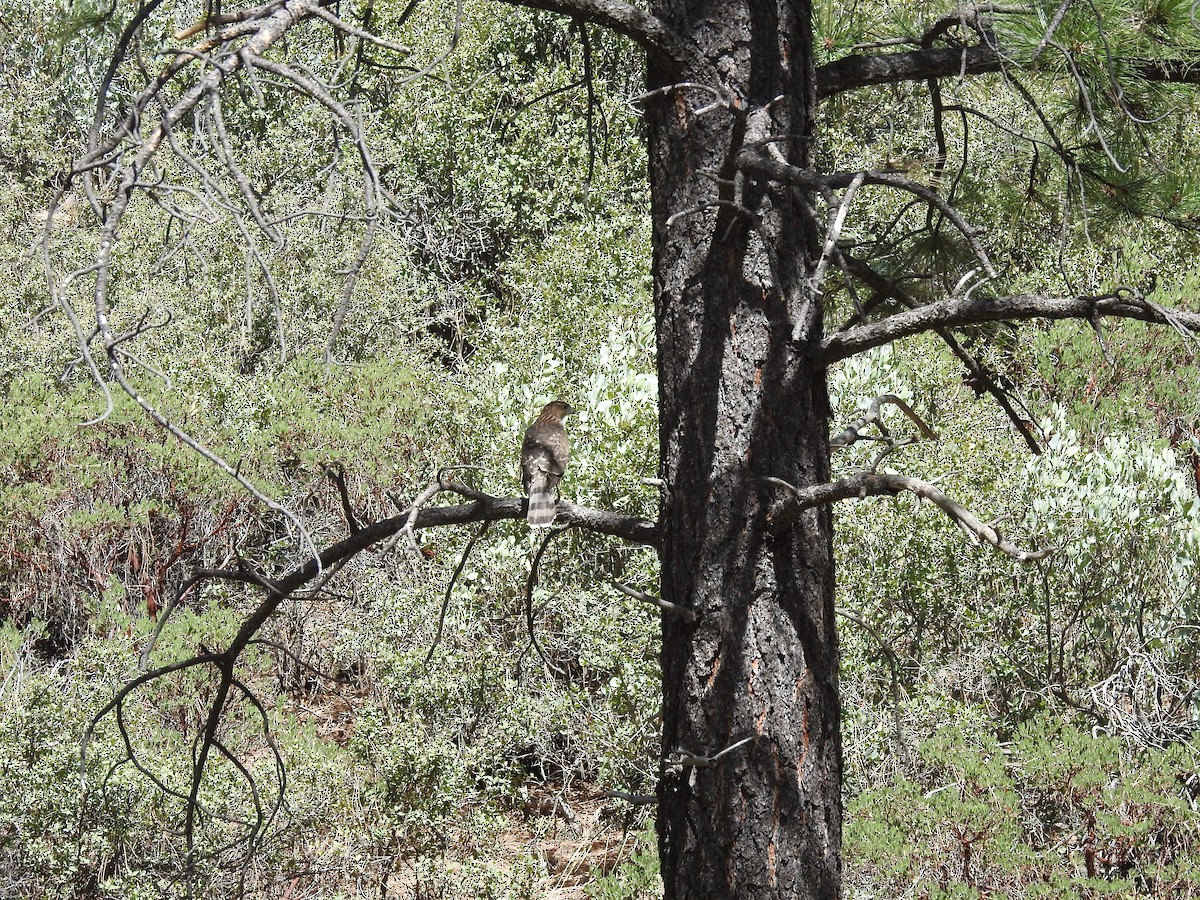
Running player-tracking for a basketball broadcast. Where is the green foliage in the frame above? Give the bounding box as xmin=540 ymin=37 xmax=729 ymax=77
xmin=832 ymin=330 xmax=1200 ymax=734
xmin=4 ymin=0 xmax=1200 ymax=895
xmin=0 ymin=634 xmax=146 ymax=898
xmin=586 ymin=820 xmax=661 ymax=900
xmin=831 ymin=301 xmax=1200 ymax=899
xmin=845 ymin=714 xmax=1200 ymax=898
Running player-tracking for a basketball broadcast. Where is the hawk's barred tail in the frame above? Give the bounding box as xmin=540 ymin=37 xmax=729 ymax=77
xmin=526 ymin=474 xmax=556 ymax=527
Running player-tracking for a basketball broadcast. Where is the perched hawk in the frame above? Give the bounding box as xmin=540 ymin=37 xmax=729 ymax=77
xmin=521 ymin=400 xmax=575 ymax=527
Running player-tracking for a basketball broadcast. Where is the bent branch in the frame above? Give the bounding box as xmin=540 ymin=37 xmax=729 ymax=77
xmin=830 ymin=393 xmax=938 ymax=450
xmin=817 ymin=289 xmax=1200 ymax=365
xmin=498 ymin=0 xmax=689 ymax=65
xmin=767 ymin=473 xmax=1052 ymax=562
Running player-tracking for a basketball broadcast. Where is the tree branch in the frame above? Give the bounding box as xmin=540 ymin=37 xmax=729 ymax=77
xmin=612 ymin=580 xmax=698 ymax=622
xmin=767 ymin=473 xmax=1051 ymax=561
xmin=817 ymin=46 xmax=1003 ymax=100
xmin=497 ymin=0 xmax=688 ymax=65
xmin=816 ymin=46 xmax=1200 ymax=100
xmin=258 ymin=493 xmax=656 ymax=617
xmin=816 ymin=288 xmax=1200 ymax=365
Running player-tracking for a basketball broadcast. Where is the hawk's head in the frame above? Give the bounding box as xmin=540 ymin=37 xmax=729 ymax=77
xmin=540 ymin=400 xmax=576 ymax=420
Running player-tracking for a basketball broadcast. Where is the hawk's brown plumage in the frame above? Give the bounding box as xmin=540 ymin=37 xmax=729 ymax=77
xmin=521 ymin=400 xmax=575 ymax=527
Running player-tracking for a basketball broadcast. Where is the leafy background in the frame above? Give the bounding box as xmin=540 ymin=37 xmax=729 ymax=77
xmin=2 ymin=0 xmax=1200 ymax=897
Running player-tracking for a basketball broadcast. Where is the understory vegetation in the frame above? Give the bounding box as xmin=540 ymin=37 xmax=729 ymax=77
xmin=2 ymin=0 xmax=1199 ymax=896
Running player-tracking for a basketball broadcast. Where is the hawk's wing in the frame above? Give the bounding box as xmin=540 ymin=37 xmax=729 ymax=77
xmin=521 ymin=419 xmax=570 ymax=527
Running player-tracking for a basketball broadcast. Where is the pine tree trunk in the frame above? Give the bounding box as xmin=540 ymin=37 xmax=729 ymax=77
xmin=645 ymin=0 xmax=842 ymax=896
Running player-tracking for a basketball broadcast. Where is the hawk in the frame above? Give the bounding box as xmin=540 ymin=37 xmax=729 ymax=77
xmin=521 ymin=400 xmax=575 ymax=527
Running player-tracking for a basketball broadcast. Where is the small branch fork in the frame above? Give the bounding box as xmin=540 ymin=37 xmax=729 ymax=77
xmin=839 ymin=257 xmax=1045 ymax=456
xmin=829 ymin=394 xmax=938 ymax=451
xmin=828 ymin=391 xmax=939 ymax=474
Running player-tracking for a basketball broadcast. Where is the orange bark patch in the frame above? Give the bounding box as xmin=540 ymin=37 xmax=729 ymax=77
xmin=795 ymin=704 xmax=810 ymax=780
xmin=706 ymin=653 xmax=722 ymax=690
xmin=673 ymin=90 xmax=689 ymax=128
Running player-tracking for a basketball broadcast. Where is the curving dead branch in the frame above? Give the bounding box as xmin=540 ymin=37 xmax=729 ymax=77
xmin=81 ymin=651 xmax=286 ymax=892
xmin=522 ymin=524 xmax=575 ymax=678
xmin=767 ymin=473 xmax=1053 ymax=562
xmin=43 ymin=0 xmax=336 ymax=567
xmin=422 ymin=520 xmax=493 ymax=665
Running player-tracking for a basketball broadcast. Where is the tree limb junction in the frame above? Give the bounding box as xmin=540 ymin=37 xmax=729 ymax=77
xmin=497 ymin=0 xmax=689 ymax=64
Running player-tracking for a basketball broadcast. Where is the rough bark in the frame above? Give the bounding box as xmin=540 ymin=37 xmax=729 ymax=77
xmin=644 ymin=0 xmax=841 ymax=896
xmin=816 ymin=45 xmax=1003 ymax=99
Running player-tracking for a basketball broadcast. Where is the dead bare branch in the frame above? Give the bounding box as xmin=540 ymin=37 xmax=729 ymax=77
xmin=767 ymin=473 xmax=1052 ymax=561
xmin=612 ymin=581 xmax=697 ymax=622
xmin=829 ymin=394 xmax=937 ymax=451
xmin=835 ymin=256 xmax=1044 ymax=454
